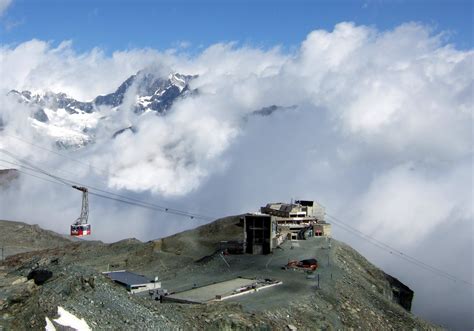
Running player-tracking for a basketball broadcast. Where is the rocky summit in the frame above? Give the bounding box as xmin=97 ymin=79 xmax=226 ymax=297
xmin=9 ymin=71 xmax=196 ymax=118
xmin=0 ymin=218 xmax=438 ymax=330
xmin=5 ymin=71 xmax=196 ymax=149
xmin=4 ymin=70 xmax=290 ymax=150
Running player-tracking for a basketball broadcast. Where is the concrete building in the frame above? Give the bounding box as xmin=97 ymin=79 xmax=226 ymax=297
xmin=295 ymin=200 xmax=325 ymax=220
xmin=260 ymin=200 xmax=325 ymax=220
xmin=104 ymin=270 xmax=161 ymax=294
xmin=243 ymin=200 xmax=331 ymax=254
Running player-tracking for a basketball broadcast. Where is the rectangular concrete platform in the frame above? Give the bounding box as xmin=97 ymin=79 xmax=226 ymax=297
xmin=164 ymin=277 xmax=282 ymax=304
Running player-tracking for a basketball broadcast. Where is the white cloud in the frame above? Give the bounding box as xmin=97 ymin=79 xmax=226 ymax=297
xmin=354 ymin=163 xmax=472 ymax=245
xmin=0 ymin=40 xmax=180 ymax=100
xmin=0 ymin=21 xmax=472 ymax=242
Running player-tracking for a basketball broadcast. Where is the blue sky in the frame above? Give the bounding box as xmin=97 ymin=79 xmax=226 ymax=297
xmin=1 ymin=0 xmax=472 ymax=52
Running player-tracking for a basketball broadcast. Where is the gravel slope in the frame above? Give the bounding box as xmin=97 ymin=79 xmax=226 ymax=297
xmin=0 ymin=218 xmax=441 ymax=330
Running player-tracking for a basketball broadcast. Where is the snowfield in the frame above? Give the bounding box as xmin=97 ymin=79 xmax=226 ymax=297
xmin=48 ymin=306 xmax=91 ymax=331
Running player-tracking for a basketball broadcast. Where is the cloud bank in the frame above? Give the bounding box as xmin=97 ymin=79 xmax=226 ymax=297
xmin=1 ymin=21 xmax=471 ymax=242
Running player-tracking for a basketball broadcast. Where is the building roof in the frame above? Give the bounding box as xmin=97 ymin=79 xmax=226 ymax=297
xmin=265 ymin=203 xmax=296 ymax=211
xmin=105 ymin=271 xmax=151 ymax=286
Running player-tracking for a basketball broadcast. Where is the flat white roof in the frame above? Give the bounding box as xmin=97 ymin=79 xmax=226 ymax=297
xmin=104 ymin=271 xmax=151 ymax=286
xmin=168 ymin=278 xmax=256 ymax=303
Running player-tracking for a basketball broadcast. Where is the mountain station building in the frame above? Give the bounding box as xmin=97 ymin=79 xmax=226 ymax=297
xmin=242 ymin=200 xmax=331 ymax=255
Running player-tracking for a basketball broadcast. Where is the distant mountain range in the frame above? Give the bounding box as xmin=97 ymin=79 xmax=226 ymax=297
xmin=9 ymin=72 xmax=196 ymax=120
xmin=4 ymin=71 xmax=197 ymax=148
xmin=4 ymin=70 xmax=294 ymax=149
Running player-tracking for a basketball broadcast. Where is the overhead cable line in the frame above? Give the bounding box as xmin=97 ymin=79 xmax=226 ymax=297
xmin=3 ymin=133 xmax=218 ymax=218
xmin=0 ymin=160 xmax=206 ymax=218
xmin=3 ymin=133 xmax=112 ymax=176
xmin=0 ymin=146 xmax=470 ymax=287
xmin=325 ymin=213 xmax=473 ymax=286
xmin=0 ymin=149 xmax=74 ymax=187
xmin=0 ymin=160 xmax=69 ymax=188
xmin=0 ymin=149 xmax=214 ymax=221
xmin=326 ymin=213 xmax=465 ymax=282
xmin=4 ymin=158 xmax=212 ymax=221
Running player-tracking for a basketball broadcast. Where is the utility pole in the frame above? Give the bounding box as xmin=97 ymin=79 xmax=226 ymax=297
xmin=1 ymin=246 xmax=3 ymax=261
xmin=220 ymin=253 xmax=231 ymax=270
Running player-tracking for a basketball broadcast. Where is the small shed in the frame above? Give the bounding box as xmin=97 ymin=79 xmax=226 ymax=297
xmin=313 ymin=223 xmax=332 ymax=237
xmin=104 ymin=270 xmax=160 ymax=294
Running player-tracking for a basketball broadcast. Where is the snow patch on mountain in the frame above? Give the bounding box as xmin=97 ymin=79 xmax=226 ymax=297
xmin=52 ymin=306 xmax=91 ymax=331
xmin=169 ymin=73 xmax=188 ymax=92
xmin=6 ymin=71 xmax=197 ymax=148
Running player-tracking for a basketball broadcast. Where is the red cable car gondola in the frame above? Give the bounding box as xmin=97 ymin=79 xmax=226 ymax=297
xmin=70 ymin=223 xmax=91 ymax=236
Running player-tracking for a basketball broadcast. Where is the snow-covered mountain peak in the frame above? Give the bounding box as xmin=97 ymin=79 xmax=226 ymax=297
xmin=92 ymin=70 xmax=197 ymax=114
xmin=4 ymin=70 xmax=198 ymax=148
xmin=8 ymin=89 xmax=94 ymax=115
xmin=168 ymin=73 xmax=193 ymax=92
xmin=5 ymin=70 xmax=290 ymax=151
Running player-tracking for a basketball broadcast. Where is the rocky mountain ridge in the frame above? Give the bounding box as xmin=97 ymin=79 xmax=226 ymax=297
xmin=0 ymin=169 xmax=19 ymax=188
xmin=0 ymin=218 xmax=437 ymax=330
xmin=5 ymin=71 xmax=196 ymax=148
xmin=8 ymin=72 xmax=196 ymax=119
xmin=4 ymin=70 xmax=292 ymax=149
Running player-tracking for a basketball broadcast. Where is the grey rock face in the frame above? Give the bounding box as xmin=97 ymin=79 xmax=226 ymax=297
xmin=94 ymin=75 xmax=136 ymax=108
xmin=5 ymin=72 xmax=297 ymax=152
xmin=4 ymin=72 xmax=198 ymax=150
xmin=8 ymin=72 xmax=197 ymax=116
xmin=8 ymin=90 xmax=93 ymax=115
xmin=0 ymin=218 xmax=438 ymax=331
xmin=95 ymin=71 xmax=196 ymax=114
xmin=112 ymin=126 xmax=137 ymax=139
xmin=0 ymin=169 xmax=20 ymax=188
xmin=32 ymin=108 xmax=49 ymax=123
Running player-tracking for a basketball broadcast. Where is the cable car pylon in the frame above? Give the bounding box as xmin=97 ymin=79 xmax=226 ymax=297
xmin=70 ymin=185 xmax=91 ymax=237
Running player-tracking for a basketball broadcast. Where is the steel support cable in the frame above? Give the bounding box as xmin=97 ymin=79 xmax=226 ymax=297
xmin=0 ymin=147 xmax=215 ymax=220
xmin=0 ymin=150 xmax=214 ymax=221
xmin=326 ymin=214 xmax=473 ymax=286
xmin=0 ymin=149 xmax=74 ymax=187
xmin=325 ymin=213 xmax=469 ymax=284
xmin=1 ymin=160 xmax=212 ymax=221
xmin=86 ymin=191 xmax=203 ymax=218
xmin=4 ymin=133 xmax=221 ymax=218
xmin=0 ymin=160 xmax=174 ymax=218
xmin=0 ymin=160 xmax=69 ymax=188
xmin=327 ymin=216 xmax=457 ymax=280
xmin=3 ymin=133 xmax=112 ymax=175
xmin=0 ymin=158 xmax=43 ymax=173
xmin=0 ymin=157 xmax=90 ymax=187
xmin=329 ymin=223 xmax=466 ymax=285
xmin=326 ymin=215 xmax=463 ymax=284
xmin=2 ymin=146 xmax=470 ymax=285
